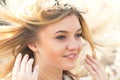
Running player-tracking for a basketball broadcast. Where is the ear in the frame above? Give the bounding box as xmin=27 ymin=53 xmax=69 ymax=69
xmin=28 ymin=42 xmax=38 ymax=52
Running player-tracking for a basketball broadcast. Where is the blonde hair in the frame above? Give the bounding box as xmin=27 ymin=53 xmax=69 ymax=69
xmin=0 ymin=0 xmax=96 ymax=79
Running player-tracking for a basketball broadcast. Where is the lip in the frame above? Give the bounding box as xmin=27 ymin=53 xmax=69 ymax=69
xmin=63 ymin=53 xmax=77 ymax=60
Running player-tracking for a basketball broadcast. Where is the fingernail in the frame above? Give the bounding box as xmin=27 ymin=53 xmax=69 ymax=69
xmin=19 ymin=53 xmax=22 ymax=55
xmin=86 ymin=54 xmax=89 ymax=58
xmin=86 ymin=54 xmax=91 ymax=58
xmin=25 ymin=54 xmax=29 ymax=57
xmin=17 ymin=53 xmax=22 ymax=57
xmin=30 ymin=58 xmax=34 ymax=62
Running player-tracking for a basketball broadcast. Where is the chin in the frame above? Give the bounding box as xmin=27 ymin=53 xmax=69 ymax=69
xmin=62 ymin=63 xmax=76 ymax=70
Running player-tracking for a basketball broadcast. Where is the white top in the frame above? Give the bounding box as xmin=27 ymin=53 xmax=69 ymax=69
xmin=64 ymin=75 xmax=93 ymax=80
xmin=80 ymin=76 xmax=93 ymax=80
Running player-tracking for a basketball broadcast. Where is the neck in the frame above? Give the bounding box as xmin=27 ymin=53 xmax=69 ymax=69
xmin=35 ymin=54 xmax=63 ymax=80
xmin=38 ymin=65 xmax=63 ymax=80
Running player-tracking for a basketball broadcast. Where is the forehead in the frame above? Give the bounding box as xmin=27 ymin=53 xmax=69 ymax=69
xmin=39 ymin=14 xmax=81 ymax=33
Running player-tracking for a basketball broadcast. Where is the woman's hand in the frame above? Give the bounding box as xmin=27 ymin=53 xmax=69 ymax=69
xmin=85 ymin=54 xmax=108 ymax=80
xmin=12 ymin=53 xmax=39 ymax=80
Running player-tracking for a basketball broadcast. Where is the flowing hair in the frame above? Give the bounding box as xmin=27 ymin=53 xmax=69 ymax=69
xmin=0 ymin=0 xmax=96 ymax=79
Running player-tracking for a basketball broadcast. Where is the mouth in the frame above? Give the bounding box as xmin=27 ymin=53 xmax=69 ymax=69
xmin=63 ymin=54 xmax=77 ymax=60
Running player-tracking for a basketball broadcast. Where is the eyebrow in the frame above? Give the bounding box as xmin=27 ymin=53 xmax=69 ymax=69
xmin=54 ymin=28 xmax=82 ymax=34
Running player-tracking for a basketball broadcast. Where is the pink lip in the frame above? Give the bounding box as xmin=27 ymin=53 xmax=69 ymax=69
xmin=63 ymin=54 xmax=77 ymax=60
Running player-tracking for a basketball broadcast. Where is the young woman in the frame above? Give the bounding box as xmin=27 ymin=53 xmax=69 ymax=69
xmin=0 ymin=0 xmax=108 ymax=80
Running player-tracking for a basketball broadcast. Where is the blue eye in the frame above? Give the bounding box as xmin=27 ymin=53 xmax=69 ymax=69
xmin=76 ymin=34 xmax=82 ymax=38
xmin=56 ymin=36 xmax=65 ymax=40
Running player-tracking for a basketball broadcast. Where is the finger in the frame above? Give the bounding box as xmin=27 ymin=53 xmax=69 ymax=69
xmin=33 ymin=65 xmax=39 ymax=80
xmin=20 ymin=54 xmax=29 ymax=73
xmin=85 ymin=65 xmax=100 ymax=80
xmin=13 ymin=53 xmax=22 ymax=73
xmin=86 ymin=55 xmax=103 ymax=69
xmin=85 ymin=57 xmax=97 ymax=71
xmin=86 ymin=55 xmax=105 ymax=79
xmin=26 ymin=58 xmax=34 ymax=74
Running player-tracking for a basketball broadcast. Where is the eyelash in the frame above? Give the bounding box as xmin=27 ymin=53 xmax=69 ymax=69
xmin=56 ymin=36 xmax=65 ymax=40
xmin=56 ymin=33 xmax=82 ymax=40
xmin=75 ymin=33 xmax=82 ymax=38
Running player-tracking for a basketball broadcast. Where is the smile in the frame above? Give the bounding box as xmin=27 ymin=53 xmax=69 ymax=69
xmin=63 ymin=54 xmax=77 ymax=60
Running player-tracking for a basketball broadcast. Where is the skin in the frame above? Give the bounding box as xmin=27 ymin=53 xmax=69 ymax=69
xmin=85 ymin=54 xmax=108 ymax=80
xmin=12 ymin=53 xmax=39 ymax=80
xmin=12 ymin=14 xmax=108 ymax=80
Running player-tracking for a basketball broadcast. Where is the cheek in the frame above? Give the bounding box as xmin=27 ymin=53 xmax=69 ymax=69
xmin=38 ymin=40 xmax=66 ymax=63
xmin=46 ymin=40 xmax=67 ymax=55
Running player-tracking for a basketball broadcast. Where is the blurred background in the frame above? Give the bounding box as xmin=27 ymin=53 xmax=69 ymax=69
xmin=77 ymin=0 xmax=120 ymax=80
xmin=0 ymin=0 xmax=120 ymax=80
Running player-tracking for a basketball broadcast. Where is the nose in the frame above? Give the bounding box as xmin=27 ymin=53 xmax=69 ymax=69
xmin=67 ymin=38 xmax=82 ymax=50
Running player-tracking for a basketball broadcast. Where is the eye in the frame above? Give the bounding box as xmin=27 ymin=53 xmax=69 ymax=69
xmin=75 ymin=33 xmax=82 ymax=38
xmin=56 ymin=36 xmax=66 ymax=40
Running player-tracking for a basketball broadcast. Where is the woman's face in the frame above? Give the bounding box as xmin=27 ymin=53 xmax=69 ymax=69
xmin=34 ymin=14 xmax=83 ymax=70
